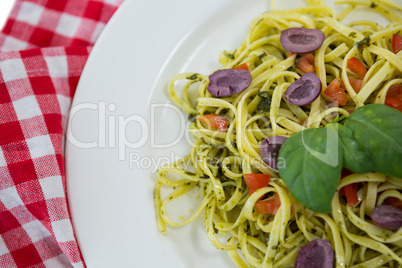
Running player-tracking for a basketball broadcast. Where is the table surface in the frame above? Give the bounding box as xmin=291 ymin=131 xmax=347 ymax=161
xmin=0 ymin=1 xmax=15 ymax=32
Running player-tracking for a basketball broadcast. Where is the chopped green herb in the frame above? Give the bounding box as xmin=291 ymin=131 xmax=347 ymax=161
xmin=258 ymin=91 xmax=271 ymax=99
xmin=223 ymin=50 xmax=235 ymax=59
xmin=230 ymin=141 xmax=237 ymax=149
xmin=348 ymin=32 xmax=357 ymax=38
xmin=257 ymin=99 xmax=271 ymax=113
xmin=355 ymin=36 xmax=370 ymax=51
xmin=187 ymin=73 xmax=199 ymax=80
xmin=188 ymin=114 xmax=196 ymax=122
xmin=257 ymin=91 xmax=272 ymax=113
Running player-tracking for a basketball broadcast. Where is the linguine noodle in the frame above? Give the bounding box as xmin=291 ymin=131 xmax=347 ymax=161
xmin=154 ymin=0 xmax=402 ymax=267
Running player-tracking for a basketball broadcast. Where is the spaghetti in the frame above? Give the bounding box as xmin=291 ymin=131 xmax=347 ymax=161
xmin=155 ymin=0 xmax=402 ymax=267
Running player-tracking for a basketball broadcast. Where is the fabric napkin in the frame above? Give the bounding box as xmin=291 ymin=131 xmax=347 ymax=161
xmin=0 ymin=0 xmax=123 ymax=267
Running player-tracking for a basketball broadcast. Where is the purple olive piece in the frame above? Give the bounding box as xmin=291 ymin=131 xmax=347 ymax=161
xmin=280 ymin=28 xmax=325 ymax=53
xmin=371 ymin=205 xmax=402 ymax=230
xmin=295 ymin=239 xmax=334 ymax=268
xmin=284 ymin=73 xmax=321 ymax=106
xmin=207 ymin=69 xmax=252 ymax=97
xmin=260 ymin=136 xmax=287 ymax=170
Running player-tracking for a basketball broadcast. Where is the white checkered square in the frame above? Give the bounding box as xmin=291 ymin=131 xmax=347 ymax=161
xmin=0 ymin=186 xmax=23 ymax=210
xmin=16 ymin=2 xmax=44 ymax=26
xmin=39 ymin=176 xmax=64 ymax=199
xmin=75 ymin=18 xmax=96 ymax=40
xmin=0 ymin=147 xmax=6 ymax=167
xmin=45 ymin=56 xmax=68 ymax=78
xmin=43 ymin=255 xmax=72 ymax=268
xmin=51 ymin=219 xmax=74 ymax=242
xmin=104 ymin=0 xmax=119 ymax=4
xmin=0 ymin=235 xmax=9 ymax=255
xmin=1 ymin=36 xmax=28 ymax=52
xmin=37 ymin=9 xmax=61 ymax=33
xmin=90 ymin=22 xmax=106 ymax=44
xmin=26 ymin=135 xmax=55 ymax=159
xmin=12 ymin=96 xmax=42 ymax=120
xmin=72 ymin=262 xmax=85 ymax=268
xmin=0 ymin=58 xmax=28 ymax=82
xmin=56 ymin=94 xmax=71 ymax=116
xmin=5 ymin=79 xmax=33 ymax=102
xmin=55 ymin=13 xmax=80 ymax=38
xmin=22 ymin=221 xmax=51 ymax=243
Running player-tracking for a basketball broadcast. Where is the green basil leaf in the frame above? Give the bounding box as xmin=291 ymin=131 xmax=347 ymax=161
xmin=337 ymin=124 xmax=374 ymax=174
xmin=278 ymin=126 xmax=343 ymax=213
xmin=343 ymin=104 xmax=402 ymax=178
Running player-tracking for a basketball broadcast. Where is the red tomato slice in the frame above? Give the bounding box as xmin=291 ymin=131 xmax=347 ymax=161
xmin=385 ymin=97 xmax=402 ymax=112
xmin=244 ymin=174 xmax=271 ymax=197
xmin=233 ymin=63 xmax=249 ymax=71
xmin=324 ymin=79 xmax=348 ymax=106
xmin=348 ymin=78 xmax=363 ymax=93
xmin=386 ymin=84 xmax=402 ymax=100
xmin=347 ymin=57 xmax=367 ymax=79
xmin=198 ymin=114 xmax=229 ymax=131
xmin=343 ymin=183 xmax=359 ymax=206
xmin=392 ymin=34 xmax=402 ymax=54
xmin=287 ymin=52 xmax=296 ymax=58
xmin=297 ymin=53 xmax=315 ymax=73
xmin=254 ymin=194 xmax=281 ymax=215
xmin=384 ymin=197 xmax=402 ymax=210
xmin=339 ymin=168 xmax=354 ymax=196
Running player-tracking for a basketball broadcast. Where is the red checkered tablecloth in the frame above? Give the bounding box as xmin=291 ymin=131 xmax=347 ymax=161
xmin=0 ymin=1 xmax=123 ymax=267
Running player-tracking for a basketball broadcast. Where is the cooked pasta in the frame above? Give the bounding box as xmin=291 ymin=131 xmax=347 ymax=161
xmin=154 ymin=0 xmax=402 ymax=267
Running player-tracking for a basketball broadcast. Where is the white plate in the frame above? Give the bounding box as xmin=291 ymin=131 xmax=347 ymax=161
xmin=65 ymin=0 xmax=389 ymax=267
